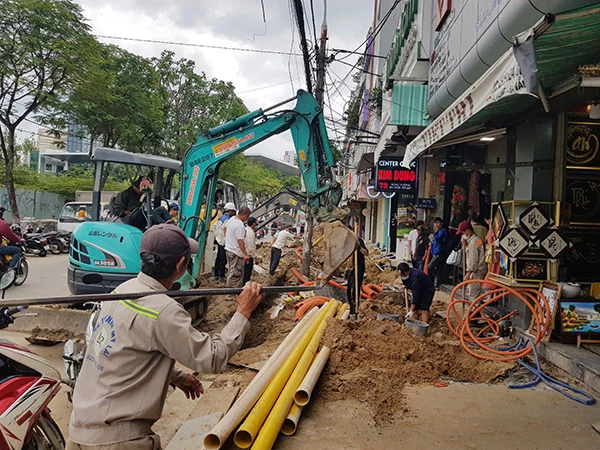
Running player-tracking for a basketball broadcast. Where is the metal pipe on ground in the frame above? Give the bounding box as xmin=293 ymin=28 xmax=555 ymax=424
xmin=0 ymin=285 xmax=320 ymax=308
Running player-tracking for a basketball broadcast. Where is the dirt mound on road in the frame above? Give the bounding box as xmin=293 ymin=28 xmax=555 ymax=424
xmin=318 ymin=299 xmax=513 ymax=427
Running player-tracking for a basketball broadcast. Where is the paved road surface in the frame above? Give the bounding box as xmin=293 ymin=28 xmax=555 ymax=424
xmin=4 ymin=253 xmax=71 ymax=300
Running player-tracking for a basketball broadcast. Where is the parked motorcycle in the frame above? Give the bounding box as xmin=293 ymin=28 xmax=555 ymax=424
xmin=11 ymin=225 xmax=49 ymax=257
xmin=62 ymin=302 xmax=100 ymax=402
xmin=0 ymin=305 xmax=66 ymax=449
xmin=30 ymin=226 xmax=64 ymax=255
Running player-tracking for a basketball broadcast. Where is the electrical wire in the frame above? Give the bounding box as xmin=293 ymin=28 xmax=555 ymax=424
xmin=247 ymin=0 xmax=268 ymax=43
xmin=290 ymin=0 xmax=314 ymax=93
xmin=335 ymin=0 xmax=401 ymax=62
xmin=94 ymin=34 xmax=301 ymax=57
xmin=237 ymin=78 xmax=301 ymax=94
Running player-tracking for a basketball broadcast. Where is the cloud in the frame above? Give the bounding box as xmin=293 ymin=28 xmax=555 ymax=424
xmin=74 ymin=0 xmax=372 ymax=158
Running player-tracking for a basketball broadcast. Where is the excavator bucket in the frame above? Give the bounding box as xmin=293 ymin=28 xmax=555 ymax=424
xmin=320 ymin=221 xmax=359 ymax=283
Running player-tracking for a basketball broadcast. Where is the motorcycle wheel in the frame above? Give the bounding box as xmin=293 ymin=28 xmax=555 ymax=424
xmin=23 ymin=411 xmax=65 ymax=449
xmin=49 ymin=239 xmax=63 ymax=255
xmin=14 ymin=259 xmax=29 ymax=286
xmin=38 ymin=249 xmax=47 ymax=257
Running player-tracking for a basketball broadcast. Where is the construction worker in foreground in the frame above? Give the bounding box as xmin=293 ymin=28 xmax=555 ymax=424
xmin=67 ymin=224 xmax=262 ymax=450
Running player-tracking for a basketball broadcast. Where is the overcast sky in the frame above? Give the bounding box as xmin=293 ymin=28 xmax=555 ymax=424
xmin=25 ymin=0 xmax=374 ymax=160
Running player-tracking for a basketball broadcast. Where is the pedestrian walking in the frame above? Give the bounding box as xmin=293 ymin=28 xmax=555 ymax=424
xmin=225 ymin=206 xmax=252 ymax=288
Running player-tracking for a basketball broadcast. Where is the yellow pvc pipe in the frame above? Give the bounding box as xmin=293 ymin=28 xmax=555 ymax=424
xmin=251 ymin=304 xmax=338 ymax=449
xmin=234 ymin=299 xmax=339 ymax=448
xmin=312 ymin=234 xmax=324 ymax=247
xmin=335 ymin=303 xmax=348 ymax=319
xmin=204 ymin=307 xmax=320 ymax=450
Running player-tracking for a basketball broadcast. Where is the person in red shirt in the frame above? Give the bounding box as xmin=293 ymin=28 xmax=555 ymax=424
xmin=0 ymin=206 xmax=24 ymax=270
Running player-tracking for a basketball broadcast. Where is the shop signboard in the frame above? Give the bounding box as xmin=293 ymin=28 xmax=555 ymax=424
xmin=375 ymin=157 xmax=417 ymax=202
xmin=418 ymin=198 xmax=437 ymax=210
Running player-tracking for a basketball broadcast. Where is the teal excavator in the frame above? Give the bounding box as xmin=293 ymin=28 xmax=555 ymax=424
xmin=68 ymin=90 xmax=355 ymax=323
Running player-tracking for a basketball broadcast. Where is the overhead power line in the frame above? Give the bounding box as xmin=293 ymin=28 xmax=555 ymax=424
xmin=94 ymin=34 xmax=301 ymax=57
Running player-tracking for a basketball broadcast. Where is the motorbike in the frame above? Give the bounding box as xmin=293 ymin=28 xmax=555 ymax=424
xmin=0 ymin=243 xmax=29 ymax=287
xmin=30 ymin=226 xmax=64 ymax=255
xmin=11 ymin=225 xmax=49 ymax=258
xmin=0 ymin=302 xmax=66 ymax=449
xmin=62 ymin=302 xmax=100 ymax=402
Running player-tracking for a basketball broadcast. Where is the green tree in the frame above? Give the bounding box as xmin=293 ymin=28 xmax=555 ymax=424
xmin=219 ymin=154 xmax=282 ymax=202
xmin=152 ymin=51 xmax=248 ymax=160
xmin=0 ymin=0 xmax=94 ymax=222
xmin=282 ymin=175 xmax=302 ymax=191
xmin=52 ymin=44 xmax=163 ymax=152
xmin=14 ymin=138 xmax=36 ymax=166
xmin=594 ymin=303 xmax=600 ymax=315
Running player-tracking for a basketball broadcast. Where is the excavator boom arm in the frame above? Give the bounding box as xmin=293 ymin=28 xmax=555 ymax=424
xmin=178 ymin=90 xmax=346 ymax=289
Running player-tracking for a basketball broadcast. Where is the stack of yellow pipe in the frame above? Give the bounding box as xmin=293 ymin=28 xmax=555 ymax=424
xmin=204 ymin=298 xmax=341 ymax=450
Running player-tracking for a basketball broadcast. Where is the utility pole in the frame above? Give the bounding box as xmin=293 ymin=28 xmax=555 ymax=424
xmin=301 ymin=2 xmax=328 ymax=278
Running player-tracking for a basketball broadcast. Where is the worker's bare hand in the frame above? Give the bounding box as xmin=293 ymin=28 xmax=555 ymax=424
xmin=237 ymin=281 xmax=263 ymax=318
xmin=177 ymin=374 xmax=204 ymax=400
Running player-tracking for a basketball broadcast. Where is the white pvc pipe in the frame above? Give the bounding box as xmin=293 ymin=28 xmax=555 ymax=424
xmin=340 ymin=309 xmax=350 ymax=321
xmin=204 ymin=306 xmax=320 ymax=450
xmin=294 ymin=346 xmax=331 ymax=406
xmin=281 ymin=403 xmax=303 ymax=436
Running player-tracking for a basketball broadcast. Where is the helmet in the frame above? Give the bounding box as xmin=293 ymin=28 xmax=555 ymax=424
xmin=223 ymin=202 xmax=236 ymax=212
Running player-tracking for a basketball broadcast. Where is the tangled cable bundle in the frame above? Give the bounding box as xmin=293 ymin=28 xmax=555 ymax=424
xmin=447 ymin=279 xmax=596 ymax=405
xmin=446 ymin=279 xmax=552 ymax=362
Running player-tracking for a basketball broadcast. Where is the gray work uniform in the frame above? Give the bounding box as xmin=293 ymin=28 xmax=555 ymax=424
xmin=68 ymin=272 xmax=250 ymax=447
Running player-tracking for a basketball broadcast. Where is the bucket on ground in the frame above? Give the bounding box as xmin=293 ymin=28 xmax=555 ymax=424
xmin=405 ymin=318 xmax=429 ymax=336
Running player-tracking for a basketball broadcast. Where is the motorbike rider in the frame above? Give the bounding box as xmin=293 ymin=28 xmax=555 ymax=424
xmin=67 ymin=224 xmax=263 ymax=450
xmin=0 ymin=206 xmax=24 ymax=272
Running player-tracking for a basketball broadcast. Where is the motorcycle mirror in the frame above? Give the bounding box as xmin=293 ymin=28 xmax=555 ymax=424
xmin=0 ymin=270 xmax=16 ymax=291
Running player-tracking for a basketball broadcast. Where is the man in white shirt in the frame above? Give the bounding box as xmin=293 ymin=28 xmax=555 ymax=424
xmin=225 ymin=206 xmax=252 ymax=288
xmin=213 ymin=203 xmax=236 ymax=282
xmin=269 ymin=225 xmax=297 ymax=276
xmin=243 ymin=216 xmax=259 ymax=284
xmin=408 ymin=220 xmax=424 ymax=267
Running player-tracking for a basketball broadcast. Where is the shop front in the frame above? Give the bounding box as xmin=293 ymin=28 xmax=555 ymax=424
xmin=403 ymin=5 xmax=600 ymax=337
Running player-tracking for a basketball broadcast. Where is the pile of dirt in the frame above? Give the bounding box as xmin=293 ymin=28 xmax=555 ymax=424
xmin=318 ymin=298 xmax=514 ymax=427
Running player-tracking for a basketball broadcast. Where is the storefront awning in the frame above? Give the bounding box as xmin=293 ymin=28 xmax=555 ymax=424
xmin=390 ymin=83 xmax=431 ymax=127
xmin=356 ymin=152 xmax=374 ymax=173
xmin=402 ymin=4 xmax=600 ymax=167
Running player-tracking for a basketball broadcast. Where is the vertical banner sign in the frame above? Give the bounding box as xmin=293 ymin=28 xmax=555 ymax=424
xmin=375 ymin=157 xmax=416 ymax=202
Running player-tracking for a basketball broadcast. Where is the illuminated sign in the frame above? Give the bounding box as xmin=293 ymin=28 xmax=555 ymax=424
xmin=375 ymin=157 xmax=416 ymax=200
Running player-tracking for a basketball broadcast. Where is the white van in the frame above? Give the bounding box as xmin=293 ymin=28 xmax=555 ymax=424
xmin=57 ymin=202 xmax=110 ymax=232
